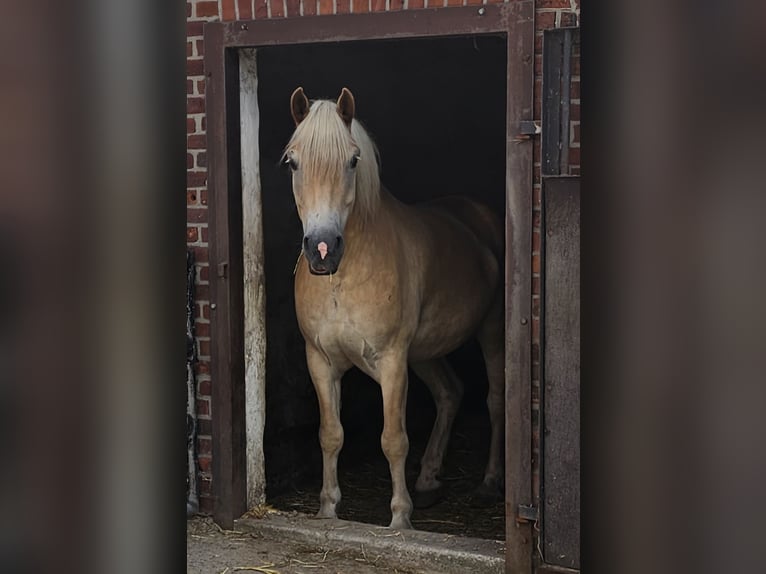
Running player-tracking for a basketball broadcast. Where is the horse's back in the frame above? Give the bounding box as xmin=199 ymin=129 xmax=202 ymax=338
xmin=423 ymin=196 xmax=504 ymax=264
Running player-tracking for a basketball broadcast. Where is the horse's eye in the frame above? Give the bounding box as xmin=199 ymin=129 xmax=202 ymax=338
xmin=350 ymin=155 xmax=360 ymax=169
xmin=284 ymin=156 xmax=298 ymax=171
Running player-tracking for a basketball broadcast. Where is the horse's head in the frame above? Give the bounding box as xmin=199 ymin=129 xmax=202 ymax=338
xmin=283 ymin=87 xmax=367 ymax=275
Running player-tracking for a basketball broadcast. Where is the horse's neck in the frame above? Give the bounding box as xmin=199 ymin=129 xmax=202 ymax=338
xmin=342 ymin=187 xmax=398 ymax=265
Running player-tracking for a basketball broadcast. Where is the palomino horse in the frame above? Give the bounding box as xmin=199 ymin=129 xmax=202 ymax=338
xmin=284 ymin=87 xmax=505 ymax=530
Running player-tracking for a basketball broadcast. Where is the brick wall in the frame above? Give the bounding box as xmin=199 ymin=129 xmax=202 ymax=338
xmin=186 ymin=0 xmax=580 ymax=516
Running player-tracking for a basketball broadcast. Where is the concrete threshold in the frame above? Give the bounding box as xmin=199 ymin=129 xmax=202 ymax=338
xmin=236 ymin=513 xmax=505 ymax=574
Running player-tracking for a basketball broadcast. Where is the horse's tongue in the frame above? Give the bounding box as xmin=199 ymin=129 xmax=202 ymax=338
xmin=318 ymin=241 xmax=328 ymax=260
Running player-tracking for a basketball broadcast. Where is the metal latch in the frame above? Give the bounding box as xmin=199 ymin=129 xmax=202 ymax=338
xmin=517 ymin=504 xmax=539 ymax=524
xmin=514 ymin=120 xmax=541 ymax=142
xmin=217 ymin=262 xmax=228 ymax=278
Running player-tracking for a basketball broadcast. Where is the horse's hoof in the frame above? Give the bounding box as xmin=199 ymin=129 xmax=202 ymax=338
xmin=413 ymin=485 xmax=446 ymax=509
xmin=314 ymin=508 xmax=338 ymax=520
xmin=469 ymin=483 xmax=503 ymax=508
xmin=389 ymin=517 xmax=414 ymax=530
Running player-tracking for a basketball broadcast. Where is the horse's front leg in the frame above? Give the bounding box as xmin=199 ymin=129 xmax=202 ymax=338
xmin=306 ymin=343 xmax=348 ymax=519
xmin=378 ymin=357 xmax=414 ymax=530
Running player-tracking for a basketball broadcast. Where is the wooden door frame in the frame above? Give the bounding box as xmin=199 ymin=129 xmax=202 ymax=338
xmin=202 ymin=5 xmax=534 ymax=572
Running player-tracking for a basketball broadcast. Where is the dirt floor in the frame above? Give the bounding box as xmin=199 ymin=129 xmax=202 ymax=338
xmin=187 ymin=515 xmax=422 ymax=574
xmin=268 ymin=410 xmax=505 ymax=541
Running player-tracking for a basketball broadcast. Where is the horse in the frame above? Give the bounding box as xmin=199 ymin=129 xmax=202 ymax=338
xmin=283 ymin=87 xmax=505 ymax=530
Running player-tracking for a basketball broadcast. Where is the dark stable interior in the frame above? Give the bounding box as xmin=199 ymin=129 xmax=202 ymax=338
xmin=255 ymin=35 xmax=507 ymax=540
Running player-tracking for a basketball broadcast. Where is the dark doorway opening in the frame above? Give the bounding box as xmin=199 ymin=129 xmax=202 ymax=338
xmin=256 ymin=35 xmax=507 ymax=541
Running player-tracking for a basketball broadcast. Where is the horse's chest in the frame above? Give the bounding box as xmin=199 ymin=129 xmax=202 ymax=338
xmin=296 ymin=274 xmax=405 ymax=371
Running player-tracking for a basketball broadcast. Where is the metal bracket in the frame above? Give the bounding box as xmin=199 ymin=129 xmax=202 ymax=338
xmin=517 ymin=504 xmax=539 ymax=524
xmin=514 ymin=120 xmax=541 ymax=142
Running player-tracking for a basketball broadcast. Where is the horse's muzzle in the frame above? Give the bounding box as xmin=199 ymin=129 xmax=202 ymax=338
xmin=303 ymin=233 xmax=344 ymax=275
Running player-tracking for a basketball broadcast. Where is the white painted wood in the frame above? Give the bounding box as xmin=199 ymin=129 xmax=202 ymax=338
xmin=239 ymin=48 xmax=267 ymax=509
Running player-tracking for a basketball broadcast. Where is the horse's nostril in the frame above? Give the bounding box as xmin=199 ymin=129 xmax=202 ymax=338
xmin=303 ymin=236 xmax=309 ymax=249
xmin=336 ymin=236 xmax=343 ymax=248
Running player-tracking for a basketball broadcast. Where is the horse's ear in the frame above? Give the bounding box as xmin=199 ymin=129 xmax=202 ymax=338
xmin=336 ymin=87 xmax=355 ymax=128
xmin=290 ymin=87 xmax=310 ymax=126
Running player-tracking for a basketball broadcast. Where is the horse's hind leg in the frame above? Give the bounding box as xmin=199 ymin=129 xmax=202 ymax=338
xmin=475 ymin=290 xmax=505 ymax=501
xmin=306 ymin=343 xmax=348 ymax=519
xmin=410 ymin=358 xmax=464 ymax=508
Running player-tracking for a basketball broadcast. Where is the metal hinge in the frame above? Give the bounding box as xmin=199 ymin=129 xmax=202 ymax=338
xmin=514 ymin=120 xmax=541 ymax=142
xmin=517 ymin=504 xmax=539 ymax=524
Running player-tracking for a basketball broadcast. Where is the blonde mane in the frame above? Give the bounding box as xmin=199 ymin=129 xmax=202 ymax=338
xmin=285 ymin=100 xmax=381 ymax=223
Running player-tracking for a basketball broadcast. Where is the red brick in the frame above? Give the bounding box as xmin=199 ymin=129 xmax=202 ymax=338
xmin=532 ymin=343 xmax=539 ymax=362
xmin=199 ymin=476 xmax=212 ymax=495
xmin=187 ymin=1 xmax=192 ymax=17
xmin=485 ymin=0 xmax=505 ymax=4
xmin=196 ymin=302 xmax=211 ymax=320
xmin=187 ymin=153 xmax=194 ymax=169
xmin=466 ymin=0 xmax=482 ymax=5
xmin=197 ymin=398 xmax=211 ymax=417
xmin=187 ymin=226 xmax=199 ymax=243
xmin=196 ymin=152 xmax=207 ymax=168
xmin=196 ymin=285 xmax=210 ymax=300
xmin=196 ymin=322 xmax=211 ymax=337
xmin=536 ymin=0 xmax=569 ymax=6
xmin=197 ymin=79 xmax=206 ymax=96
xmin=532 ymin=276 xmax=540 ymax=295
xmin=533 ymin=185 xmax=540 ymax=208
xmin=445 ymin=0 xmax=460 ymax=6
xmin=201 ymin=116 xmax=207 ymax=131
xmin=534 ymin=33 xmax=543 ymax=53
xmin=196 ymin=1 xmax=219 ymax=17
xmin=571 ymin=123 xmax=580 ymax=145
xmin=534 ymin=53 xmax=542 ymax=75
xmin=222 ymin=0 xmax=237 ymax=20
xmin=188 ymin=208 xmax=209 ymax=223
xmin=187 ymin=190 xmax=199 ymax=205
xmin=195 ymin=39 xmax=205 ymax=58
xmin=200 ymin=190 xmax=209 ymax=205
xmin=532 ymin=253 xmax=540 ymax=273
xmin=255 ymin=0 xmax=269 ymax=17
xmin=201 ymin=226 xmax=209 ymax=242
xmin=372 ymin=0 xmax=386 ymax=10
xmin=187 ymin=171 xmax=207 ymax=188
xmin=568 ymin=147 xmax=580 ymax=166
xmin=187 ymin=21 xmax=204 ymax=36
xmin=532 ymin=229 xmax=540 ymax=252
xmin=198 ymin=339 xmax=211 ymax=357
xmin=197 ymin=454 xmax=211 ymax=471
xmin=199 ymin=265 xmax=210 ymax=283
xmin=352 ymin=0 xmax=368 ymax=12
xmin=238 ymin=0 xmax=253 ymax=19
xmin=271 ymin=0 xmax=285 ymax=16
xmin=318 ymin=0 xmax=333 ymax=13
xmin=336 ymin=0 xmax=349 ymax=13
xmin=570 ymin=79 xmax=580 ymax=99
xmin=532 ymin=297 xmax=540 ymax=318
xmin=187 ymin=41 xmax=193 ymax=58
xmin=188 ymin=134 xmax=207 ymax=149
xmin=187 ymin=118 xmax=195 ymax=134
xmin=532 ymin=318 xmax=539 ymax=341
xmin=197 ymin=437 xmax=213 ymax=455
xmin=197 ymin=418 xmax=213 ymax=435
xmin=198 ymin=379 xmax=212 ymax=395
xmin=303 ymin=0 xmax=317 ymax=16
xmin=535 ymin=11 xmax=556 ymax=31
xmin=187 ymin=59 xmax=204 ymax=76
xmin=569 ymin=166 xmax=580 ymax=175
xmin=533 ymin=211 xmax=540 ymax=229
xmin=189 ymin=245 xmax=210 ymax=266
xmin=187 ymin=79 xmax=194 ymax=95
xmin=560 ymin=11 xmax=578 ymax=27
xmin=187 ymin=97 xmax=205 ymax=114
xmin=287 ymin=0 xmax=301 ymax=16
xmin=570 ymin=102 xmax=580 ymax=121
